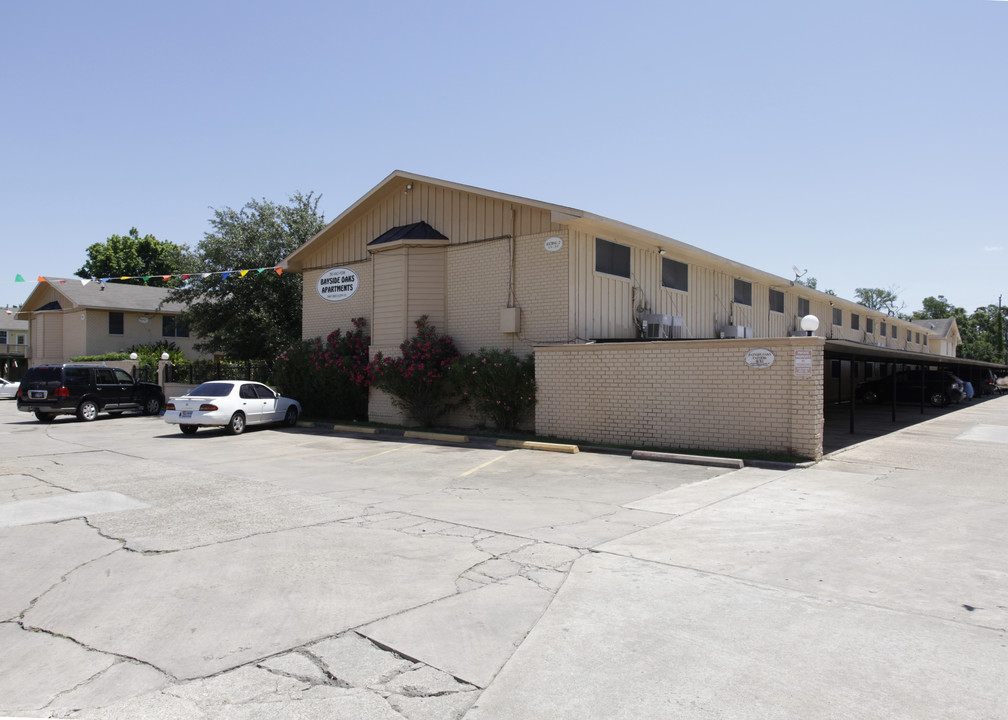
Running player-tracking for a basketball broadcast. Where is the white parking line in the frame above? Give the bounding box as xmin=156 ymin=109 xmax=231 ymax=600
xmin=459 ymin=453 xmax=507 ymax=477
xmin=353 ymin=446 xmax=407 ymax=463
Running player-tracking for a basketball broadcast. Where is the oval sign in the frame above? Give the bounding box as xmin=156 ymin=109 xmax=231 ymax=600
xmin=744 ymin=348 xmax=776 ymax=369
xmin=544 ymin=236 xmax=564 ymax=252
xmin=316 ymin=267 xmax=359 ymax=302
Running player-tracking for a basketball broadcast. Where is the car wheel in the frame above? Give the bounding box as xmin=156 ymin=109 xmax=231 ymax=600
xmin=283 ymin=406 xmax=298 ymax=427
xmin=929 ymin=392 xmax=949 ymax=407
xmin=143 ymin=396 xmax=163 ymax=416
xmin=34 ymin=410 xmax=55 ymax=423
xmin=77 ymin=400 xmax=98 ymax=422
xmin=226 ymin=412 xmax=246 ymax=435
xmin=861 ymin=390 xmax=879 ymax=404
xmin=180 ymin=424 xmax=198 ymax=435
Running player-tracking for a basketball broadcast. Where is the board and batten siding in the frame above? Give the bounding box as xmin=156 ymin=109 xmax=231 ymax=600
xmin=296 ymin=180 xmax=558 ymax=273
xmin=405 ymin=247 xmax=446 ymax=334
xmin=372 ymin=249 xmax=406 ymax=348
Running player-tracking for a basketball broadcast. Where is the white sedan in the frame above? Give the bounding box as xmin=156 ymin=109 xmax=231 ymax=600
xmin=164 ymin=381 xmax=301 ymax=435
xmin=0 ymin=378 xmax=20 ymax=399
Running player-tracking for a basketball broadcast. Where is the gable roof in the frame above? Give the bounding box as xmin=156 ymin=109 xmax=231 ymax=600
xmin=368 ymin=221 xmax=449 ymax=246
xmin=16 ymin=279 xmax=186 ymax=318
xmin=911 ymin=317 xmax=959 ymax=339
xmin=279 ymin=171 xmax=932 ymax=331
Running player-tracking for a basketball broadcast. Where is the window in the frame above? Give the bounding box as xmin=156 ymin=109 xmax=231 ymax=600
xmin=906 ymin=329 xmax=912 ymax=341
xmin=891 ymin=325 xmax=897 ymax=339
xmin=880 ymin=321 xmax=887 ymax=336
xmin=769 ymin=289 xmax=784 ymax=313
xmin=109 ymin=312 xmax=124 ymax=335
xmin=162 ymin=315 xmax=190 ymax=338
xmin=866 ymin=318 xmax=874 ymax=334
xmin=661 ymin=257 xmax=688 ymax=291
xmin=832 ymin=308 xmax=842 ymax=326
xmin=595 ymin=237 xmax=630 ymax=278
xmin=850 ymin=313 xmax=859 ymax=330
xmin=0 ymin=331 xmax=6 ymax=344
xmin=733 ymin=279 xmax=752 ymax=306
xmin=915 ymin=332 xmax=921 ymax=344
xmin=798 ymin=297 xmax=810 ymax=316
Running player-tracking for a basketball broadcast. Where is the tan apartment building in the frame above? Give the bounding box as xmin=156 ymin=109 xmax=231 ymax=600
xmin=17 ymin=279 xmax=202 ymax=366
xmin=282 ymin=171 xmax=944 ymax=459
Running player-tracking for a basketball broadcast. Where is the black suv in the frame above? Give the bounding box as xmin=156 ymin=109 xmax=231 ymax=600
xmin=16 ymin=364 xmax=164 ymax=422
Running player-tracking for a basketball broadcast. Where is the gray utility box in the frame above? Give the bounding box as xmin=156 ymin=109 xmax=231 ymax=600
xmin=642 ymin=313 xmax=683 ymax=339
xmin=721 ymin=325 xmax=753 ymax=339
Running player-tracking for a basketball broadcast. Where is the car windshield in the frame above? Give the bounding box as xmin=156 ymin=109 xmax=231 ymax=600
xmin=189 ymin=382 xmax=234 ymax=397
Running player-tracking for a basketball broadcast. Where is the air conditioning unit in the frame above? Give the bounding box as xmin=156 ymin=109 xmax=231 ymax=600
xmin=721 ymin=325 xmax=753 ymax=339
xmin=642 ymin=313 xmax=683 ymax=339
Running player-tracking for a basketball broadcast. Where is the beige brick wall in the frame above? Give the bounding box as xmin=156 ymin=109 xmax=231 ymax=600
xmin=534 ymin=337 xmax=825 ymax=459
xmin=301 ymin=263 xmax=373 ymax=341
xmin=445 ymin=231 xmax=569 ymax=354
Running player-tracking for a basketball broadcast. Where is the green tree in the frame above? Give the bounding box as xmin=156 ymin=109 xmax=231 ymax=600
xmin=76 ymin=228 xmax=195 ymax=285
xmin=910 ymin=295 xmax=1008 ymax=362
xmin=855 ymin=286 xmax=905 ymax=316
xmin=168 ymin=192 xmax=325 ymax=361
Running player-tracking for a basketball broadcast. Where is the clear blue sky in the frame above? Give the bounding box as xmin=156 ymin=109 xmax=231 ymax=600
xmin=2 ymin=0 xmax=1006 ymax=314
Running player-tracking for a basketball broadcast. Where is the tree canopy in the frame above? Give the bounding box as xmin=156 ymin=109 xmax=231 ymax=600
xmin=168 ymin=192 xmax=325 ymax=361
xmin=912 ymin=295 xmax=1007 ymax=363
xmin=76 ymin=228 xmax=195 ymax=285
xmin=855 ymin=286 xmax=905 ymax=317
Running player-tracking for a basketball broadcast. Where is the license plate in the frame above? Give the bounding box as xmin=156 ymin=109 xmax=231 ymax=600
xmin=180 ymin=411 xmax=193 ymax=418
xmin=29 ymin=390 xmax=47 ymax=399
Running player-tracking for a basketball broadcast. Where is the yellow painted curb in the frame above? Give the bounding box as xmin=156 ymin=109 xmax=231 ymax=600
xmin=404 ymin=430 xmax=470 ymax=443
xmin=496 ymin=439 xmax=579 ymax=453
xmin=332 ymin=424 xmax=380 ymax=434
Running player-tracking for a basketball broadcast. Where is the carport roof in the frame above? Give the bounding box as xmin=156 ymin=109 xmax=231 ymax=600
xmin=824 ymin=339 xmax=1006 ymax=371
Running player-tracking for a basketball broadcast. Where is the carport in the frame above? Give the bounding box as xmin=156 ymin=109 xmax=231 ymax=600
xmin=824 ymin=339 xmax=1007 ymax=436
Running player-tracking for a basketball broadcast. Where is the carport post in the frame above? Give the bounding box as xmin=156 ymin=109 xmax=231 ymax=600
xmin=890 ymin=363 xmax=897 ymax=423
xmin=920 ymin=364 xmax=926 ymax=414
xmin=849 ymin=354 xmax=856 ymax=434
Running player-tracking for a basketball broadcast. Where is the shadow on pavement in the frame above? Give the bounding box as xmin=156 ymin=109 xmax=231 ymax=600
xmin=823 ymin=393 xmax=1002 ymax=455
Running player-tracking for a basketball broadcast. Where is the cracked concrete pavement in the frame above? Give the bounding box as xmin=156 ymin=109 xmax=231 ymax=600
xmin=1 ymin=397 xmax=1006 ymax=718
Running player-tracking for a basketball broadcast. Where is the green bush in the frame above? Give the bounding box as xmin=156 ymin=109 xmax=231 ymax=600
xmin=452 ymin=348 xmax=536 ymax=431
xmin=369 ymin=316 xmax=460 ymax=426
xmin=125 ymin=341 xmax=190 ymax=377
xmin=272 ymin=318 xmax=371 ymax=420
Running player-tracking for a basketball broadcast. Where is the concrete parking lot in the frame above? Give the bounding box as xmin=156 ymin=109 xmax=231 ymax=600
xmin=1 ymin=397 xmax=1006 ymax=718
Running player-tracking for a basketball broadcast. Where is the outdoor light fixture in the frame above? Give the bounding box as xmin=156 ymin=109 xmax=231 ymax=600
xmin=129 ymin=353 xmax=138 ymax=360
xmin=160 ymin=352 xmax=170 ymax=361
xmin=800 ymin=314 xmax=820 ymax=336
xmin=658 ymin=248 xmax=667 ymax=256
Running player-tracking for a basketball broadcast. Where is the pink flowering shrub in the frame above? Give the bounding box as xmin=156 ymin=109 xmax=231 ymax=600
xmin=451 ymin=348 xmax=536 ymax=431
xmin=370 ymin=316 xmax=460 ymax=426
xmin=272 ymin=317 xmax=371 ymax=420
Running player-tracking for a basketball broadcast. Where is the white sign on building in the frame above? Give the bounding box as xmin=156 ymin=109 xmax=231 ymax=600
xmin=316 ymin=267 xmax=359 ymax=302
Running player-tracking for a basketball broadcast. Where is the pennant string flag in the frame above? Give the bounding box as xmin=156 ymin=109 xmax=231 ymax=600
xmin=9 ymin=267 xmax=288 ymax=290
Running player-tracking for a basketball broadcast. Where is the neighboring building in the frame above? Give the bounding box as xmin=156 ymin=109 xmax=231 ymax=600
xmin=282 ymin=171 xmax=958 ymax=458
xmin=16 ymin=279 xmax=202 ymax=366
xmin=1 ymin=307 xmax=29 ymax=380
xmin=911 ymin=318 xmax=961 ymax=357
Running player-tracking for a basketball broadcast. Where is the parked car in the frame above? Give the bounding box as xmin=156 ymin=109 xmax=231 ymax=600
xmin=975 ymin=369 xmax=997 ymax=397
xmin=855 ymin=370 xmax=965 ymax=407
xmin=0 ymin=378 xmax=19 ymax=399
xmin=16 ymin=364 xmax=164 ymax=422
xmin=163 ymin=381 xmax=300 ymax=435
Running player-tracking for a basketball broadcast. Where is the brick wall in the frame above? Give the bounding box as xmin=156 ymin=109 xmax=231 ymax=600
xmin=302 ymin=264 xmax=373 ymax=341
xmin=534 ymin=337 xmax=825 ymax=459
